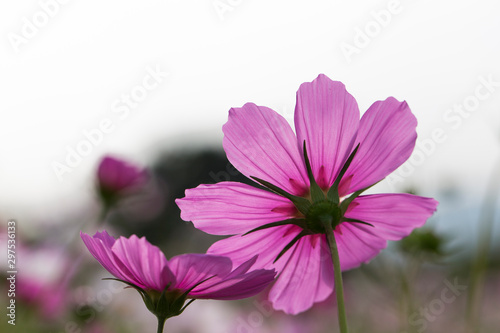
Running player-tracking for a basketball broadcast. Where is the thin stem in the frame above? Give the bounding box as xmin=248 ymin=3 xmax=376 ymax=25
xmin=97 ymin=205 xmax=110 ymax=229
xmin=399 ymin=255 xmax=420 ymax=333
xmin=157 ymin=316 xmax=166 ymax=333
xmin=323 ymin=222 xmax=349 ymax=333
xmin=465 ymin=153 xmax=500 ymax=333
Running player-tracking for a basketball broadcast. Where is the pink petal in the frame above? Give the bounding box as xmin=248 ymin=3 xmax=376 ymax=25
xmin=335 ymin=224 xmax=388 ymax=271
xmin=337 ymin=193 xmax=438 ymax=270
xmin=346 ymin=193 xmax=438 ymax=240
xmin=294 ymin=74 xmax=360 ymax=189
xmin=189 ymin=256 xmax=258 ymax=295
xmin=207 ymin=225 xmax=302 ymax=272
xmin=192 ymin=267 xmax=276 ymax=300
xmin=80 ymin=231 xmax=136 ymax=284
xmin=93 ymin=230 xmax=116 ymax=248
xmin=111 ymin=235 xmax=174 ymax=291
xmin=342 ymin=98 xmax=417 ymax=194
xmin=268 ymin=235 xmax=334 ymax=314
xmin=223 ymin=103 xmax=308 ymax=195
xmin=224 ymin=256 xmax=258 ymax=278
xmin=176 ymin=182 xmax=296 ymax=235
xmin=168 ymin=254 xmax=232 ymax=291
xmin=207 ymin=227 xmax=334 ymax=312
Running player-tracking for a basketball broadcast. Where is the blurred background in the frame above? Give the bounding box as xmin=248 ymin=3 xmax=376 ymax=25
xmin=1 ymin=0 xmax=499 ymax=332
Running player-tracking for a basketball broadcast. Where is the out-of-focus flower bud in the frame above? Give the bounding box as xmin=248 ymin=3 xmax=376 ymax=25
xmin=96 ymin=156 xmax=147 ymax=208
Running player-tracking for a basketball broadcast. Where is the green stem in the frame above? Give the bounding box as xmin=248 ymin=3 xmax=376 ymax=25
xmin=157 ymin=316 xmax=166 ymax=333
xmin=465 ymin=154 xmax=500 ymax=333
xmin=323 ymin=222 xmax=349 ymax=333
xmin=97 ymin=205 xmax=110 ymax=229
xmin=399 ymin=256 xmax=420 ymax=333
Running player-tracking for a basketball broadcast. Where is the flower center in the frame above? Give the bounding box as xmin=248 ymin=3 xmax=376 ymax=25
xmin=247 ymin=142 xmax=374 ymax=262
xmin=305 ymin=200 xmax=342 ymax=234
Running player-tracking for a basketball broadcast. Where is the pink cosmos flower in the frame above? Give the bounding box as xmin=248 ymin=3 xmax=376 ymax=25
xmin=97 ymin=156 xmax=147 ymax=205
xmin=80 ymin=231 xmax=275 ymax=321
xmin=176 ymin=74 xmax=439 ymax=314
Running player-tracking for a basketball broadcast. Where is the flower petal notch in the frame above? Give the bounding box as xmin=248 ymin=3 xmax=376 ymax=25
xmin=177 ymin=74 xmax=439 ymax=315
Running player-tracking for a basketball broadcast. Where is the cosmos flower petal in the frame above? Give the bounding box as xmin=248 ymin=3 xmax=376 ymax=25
xmin=192 ymin=267 xmax=277 ymax=300
xmin=188 ymin=255 xmax=276 ymax=300
xmin=223 ymin=103 xmax=308 ymax=195
xmin=335 ymin=224 xmax=388 ymax=271
xmin=112 ymin=235 xmax=175 ymax=291
xmin=168 ymin=254 xmax=232 ymax=291
xmin=80 ymin=231 xmax=137 ymax=285
xmin=336 ymin=193 xmax=438 ymax=270
xmin=294 ymin=74 xmax=360 ymax=188
xmin=225 ymin=256 xmax=258 ymax=277
xmin=342 ymin=97 xmax=417 ymax=194
xmin=345 ymin=193 xmax=439 ymax=240
xmin=92 ymin=229 xmax=118 ymax=248
xmin=207 ymin=225 xmax=302 ymax=272
xmin=269 ymin=235 xmax=334 ymax=314
xmin=176 ymin=182 xmax=297 ymax=235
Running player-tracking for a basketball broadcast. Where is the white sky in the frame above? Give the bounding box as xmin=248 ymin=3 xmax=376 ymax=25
xmin=1 ymin=0 xmax=499 ymax=224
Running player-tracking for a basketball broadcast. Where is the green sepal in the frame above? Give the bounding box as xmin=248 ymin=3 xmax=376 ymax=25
xmin=155 ymin=275 xmax=215 ymax=318
xmin=302 ymin=141 xmax=325 ymax=203
xmin=103 ymin=278 xmax=154 ymax=311
xmin=327 ymin=144 xmax=360 ymax=203
xmin=341 ymin=217 xmax=374 ymax=228
xmin=242 ymin=218 xmax=306 ymax=236
xmin=156 ymin=285 xmax=183 ymax=319
xmin=274 ymin=230 xmax=310 ymax=263
xmin=251 ymin=176 xmax=311 ymax=215
xmin=102 ymin=278 xmax=192 ymax=321
xmin=339 ymin=180 xmax=381 ymax=216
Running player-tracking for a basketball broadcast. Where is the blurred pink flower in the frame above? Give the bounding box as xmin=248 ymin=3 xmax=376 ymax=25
xmin=177 ymin=74 xmax=438 ymax=314
xmin=15 ymin=244 xmax=75 ymax=320
xmin=81 ymin=231 xmax=275 ymax=319
xmin=18 ymin=279 xmax=67 ymax=319
xmin=97 ymin=156 xmax=147 ymax=205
